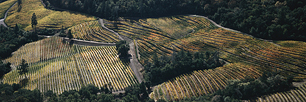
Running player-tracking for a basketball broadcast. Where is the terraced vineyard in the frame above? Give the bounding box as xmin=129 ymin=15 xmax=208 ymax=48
xmin=149 ymin=63 xmax=263 ymax=101
xmin=69 ymin=20 xmax=120 ymax=43
xmin=2 ymin=37 xmax=138 ymax=94
xmin=248 ymin=83 xmax=306 ymax=102
xmin=104 ymin=15 xmax=306 ymax=101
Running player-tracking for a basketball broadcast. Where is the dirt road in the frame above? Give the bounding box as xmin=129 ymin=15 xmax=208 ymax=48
xmin=0 ymin=2 xmax=17 ymax=27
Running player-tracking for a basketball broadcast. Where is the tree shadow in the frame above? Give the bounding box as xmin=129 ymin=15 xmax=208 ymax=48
xmin=19 ymin=78 xmax=29 ymax=87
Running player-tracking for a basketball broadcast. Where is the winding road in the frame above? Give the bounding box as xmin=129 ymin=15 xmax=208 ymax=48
xmin=0 ymin=2 xmax=16 ymax=27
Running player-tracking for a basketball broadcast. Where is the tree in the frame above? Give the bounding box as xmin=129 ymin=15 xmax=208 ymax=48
xmin=67 ymin=29 xmax=73 ymax=39
xmin=17 ymin=0 xmax=21 ymax=5
xmin=17 ymin=59 xmax=28 ymax=79
xmin=31 ymin=13 xmax=38 ymax=32
xmin=116 ymin=40 xmax=130 ymax=58
xmin=118 ymin=44 xmax=130 ymax=58
xmin=116 ymin=40 xmax=126 ymax=50
xmin=14 ymin=23 xmax=20 ymax=35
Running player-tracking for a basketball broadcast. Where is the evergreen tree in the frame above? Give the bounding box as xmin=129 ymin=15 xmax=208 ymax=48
xmin=17 ymin=59 xmax=28 ymax=79
xmin=116 ymin=40 xmax=130 ymax=58
xmin=31 ymin=13 xmax=38 ymax=32
xmin=67 ymin=29 xmax=73 ymax=39
xmin=17 ymin=0 xmax=21 ymax=5
xmin=14 ymin=23 xmax=19 ymax=35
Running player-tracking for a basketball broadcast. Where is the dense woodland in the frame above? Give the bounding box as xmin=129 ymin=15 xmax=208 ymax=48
xmin=43 ymin=0 xmax=306 ymax=41
xmin=0 ymin=25 xmax=38 ymax=78
xmin=144 ymin=50 xmax=224 ymax=85
xmin=0 ymin=25 xmax=38 ymax=59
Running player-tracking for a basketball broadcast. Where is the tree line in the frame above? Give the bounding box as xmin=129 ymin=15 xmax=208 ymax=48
xmin=42 ymin=0 xmax=306 ymax=41
xmin=0 ymin=83 xmax=153 ymax=102
xmin=213 ymin=72 xmax=293 ymax=101
xmin=144 ymin=50 xmax=225 ymax=85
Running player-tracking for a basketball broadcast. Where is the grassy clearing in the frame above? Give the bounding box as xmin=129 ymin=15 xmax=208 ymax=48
xmin=5 ymin=0 xmax=95 ymax=31
xmin=0 ymin=0 xmax=16 ymax=19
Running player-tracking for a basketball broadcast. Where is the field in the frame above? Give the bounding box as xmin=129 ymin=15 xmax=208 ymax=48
xmin=0 ymin=0 xmax=16 ymax=18
xmin=69 ymin=20 xmax=120 ymax=43
xmin=104 ymin=15 xmax=306 ymax=101
xmin=4 ymin=0 xmax=96 ymax=31
xmin=2 ymin=37 xmax=138 ymax=94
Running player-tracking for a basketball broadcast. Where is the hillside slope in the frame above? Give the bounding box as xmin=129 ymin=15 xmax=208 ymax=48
xmin=2 ymin=37 xmax=138 ymax=94
xmin=4 ymin=0 xmax=95 ymax=30
xmin=102 ymin=15 xmax=306 ymax=101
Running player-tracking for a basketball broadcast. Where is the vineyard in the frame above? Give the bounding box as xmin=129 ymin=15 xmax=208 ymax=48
xmin=1 ymin=13 xmax=306 ymax=101
xmin=69 ymin=20 xmax=120 ymax=43
xmin=103 ymin=15 xmax=306 ymax=101
xmin=104 ymin=16 xmax=306 ymax=77
xmin=248 ymin=83 xmax=306 ymax=102
xmin=104 ymin=16 xmax=214 ymax=62
xmin=2 ymin=37 xmax=138 ymax=94
xmin=149 ymin=63 xmax=263 ymax=101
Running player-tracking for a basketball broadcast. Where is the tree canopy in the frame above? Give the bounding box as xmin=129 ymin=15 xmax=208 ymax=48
xmin=67 ymin=29 xmax=73 ymax=39
xmin=116 ymin=40 xmax=130 ymax=58
xmin=0 ymin=25 xmax=38 ymax=59
xmin=0 ymin=61 xmax=11 ymax=78
xmin=31 ymin=13 xmax=38 ymax=31
xmin=144 ymin=50 xmax=224 ymax=85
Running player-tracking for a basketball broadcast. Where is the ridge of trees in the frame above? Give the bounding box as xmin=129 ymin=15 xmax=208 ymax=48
xmin=144 ymin=50 xmax=225 ymax=85
xmin=42 ymin=0 xmax=306 ymax=41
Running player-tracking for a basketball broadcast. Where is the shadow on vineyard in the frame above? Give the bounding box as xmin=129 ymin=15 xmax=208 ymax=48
xmin=19 ymin=78 xmax=29 ymax=87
